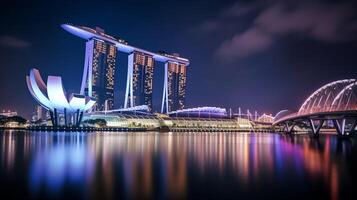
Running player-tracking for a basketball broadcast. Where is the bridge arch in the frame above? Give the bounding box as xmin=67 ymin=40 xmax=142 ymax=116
xmin=298 ymin=79 xmax=356 ymax=114
xmin=274 ymin=110 xmax=294 ymax=122
xmin=331 ymin=82 xmax=357 ymax=111
xmin=274 ymin=79 xmax=357 ymax=135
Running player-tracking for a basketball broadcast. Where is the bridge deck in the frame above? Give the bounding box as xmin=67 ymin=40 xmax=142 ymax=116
xmin=273 ymin=110 xmax=357 ymax=125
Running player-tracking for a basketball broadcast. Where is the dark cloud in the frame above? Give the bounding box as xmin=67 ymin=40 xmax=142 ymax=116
xmin=203 ymin=0 xmax=357 ymax=60
xmin=199 ymin=20 xmax=221 ymax=32
xmin=0 ymin=35 xmax=30 ymax=49
xmin=216 ymin=27 xmax=273 ymax=60
xmin=222 ymin=0 xmax=267 ymax=17
xmin=197 ymin=1 xmax=266 ymax=32
xmin=255 ymin=2 xmax=357 ymax=42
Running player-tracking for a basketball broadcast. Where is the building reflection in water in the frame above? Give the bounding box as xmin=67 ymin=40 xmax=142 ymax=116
xmin=0 ymin=131 xmax=353 ymax=199
xmin=1 ymin=130 xmax=16 ymax=171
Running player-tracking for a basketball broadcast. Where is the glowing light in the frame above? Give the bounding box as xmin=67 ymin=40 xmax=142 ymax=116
xmin=168 ymin=106 xmax=228 ymax=118
xmin=61 ymin=24 xmax=190 ymax=65
xmin=26 ymin=69 xmax=95 ymax=114
xmin=47 ymin=76 xmax=70 ymax=110
xmin=298 ymin=79 xmax=356 ymax=114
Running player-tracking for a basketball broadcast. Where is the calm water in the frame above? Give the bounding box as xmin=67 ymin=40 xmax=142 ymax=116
xmin=0 ymin=131 xmax=357 ymax=200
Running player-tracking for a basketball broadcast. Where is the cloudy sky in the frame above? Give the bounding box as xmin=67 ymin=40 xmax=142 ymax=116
xmin=1 ymin=0 xmax=357 ymax=117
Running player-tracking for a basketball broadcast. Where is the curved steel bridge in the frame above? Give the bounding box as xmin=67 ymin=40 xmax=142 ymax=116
xmin=273 ymin=79 xmax=357 ymax=135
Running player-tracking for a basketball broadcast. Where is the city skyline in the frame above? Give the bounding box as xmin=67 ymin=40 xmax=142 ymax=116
xmin=1 ymin=1 xmax=357 ymax=199
xmin=1 ymin=0 xmax=357 ymax=118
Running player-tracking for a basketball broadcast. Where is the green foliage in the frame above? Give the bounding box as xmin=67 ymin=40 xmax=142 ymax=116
xmin=83 ymin=118 xmax=107 ymax=128
xmin=0 ymin=116 xmax=27 ymax=125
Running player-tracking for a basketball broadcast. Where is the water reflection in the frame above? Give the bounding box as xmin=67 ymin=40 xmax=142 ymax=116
xmin=0 ymin=131 xmax=355 ymax=199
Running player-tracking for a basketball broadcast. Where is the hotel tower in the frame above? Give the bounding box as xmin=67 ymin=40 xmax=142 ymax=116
xmin=161 ymin=61 xmax=187 ymax=113
xmin=124 ymin=51 xmax=155 ymax=111
xmin=62 ymin=24 xmax=189 ymax=113
xmin=80 ymin=28 xmax=117 ymax=111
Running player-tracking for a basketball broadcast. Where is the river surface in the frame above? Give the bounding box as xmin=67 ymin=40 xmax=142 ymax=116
xmin=0 ymin=130 xmax=357 ymax=200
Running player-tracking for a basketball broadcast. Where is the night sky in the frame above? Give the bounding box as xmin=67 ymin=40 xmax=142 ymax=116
xmin=1 ymin=0 xmax=357 ymax=118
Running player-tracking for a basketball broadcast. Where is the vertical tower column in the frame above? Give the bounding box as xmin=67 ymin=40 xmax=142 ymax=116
xmin=124 ymin=51 xmax=154 ymax=111
xmin=124 ymin=53 xmax=134 ymax=108
xmin=178 ymin=63 xmax=187 ymax=110
xmin=161 ymin=62 xmax=169 ymax=113
xmin=80 ymin=40 xmax=94 ymax=96
xmin=80 ymin=39 xmax=117 ymax=111
xmin=161 ymin=61 xmax=187 ymax=113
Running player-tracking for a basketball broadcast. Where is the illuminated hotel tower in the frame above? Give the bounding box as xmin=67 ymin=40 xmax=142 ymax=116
xmin=161 ymin=61 xmax=187 ymax=113
xmin=81 ymin=37 xmax=117 ymax=111
xmin=62 ymin=24 xmax=189 ymax=113
xmin=124 ymin=51 xmax=155 ymax=111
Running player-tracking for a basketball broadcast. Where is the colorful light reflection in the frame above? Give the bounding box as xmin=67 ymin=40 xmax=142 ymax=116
xmin=0 ymin=131 xmax=352 ymax=199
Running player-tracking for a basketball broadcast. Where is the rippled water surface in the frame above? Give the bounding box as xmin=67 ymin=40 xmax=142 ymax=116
xmin=1 ymin=130 xmax=357 ymax=200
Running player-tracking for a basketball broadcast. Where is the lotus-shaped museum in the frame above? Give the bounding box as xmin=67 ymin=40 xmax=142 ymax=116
xmin=26 ymin=68 xmax=95 ymax=126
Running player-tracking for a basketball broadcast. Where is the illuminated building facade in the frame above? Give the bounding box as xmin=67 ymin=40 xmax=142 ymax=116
xmin=162 ymin=62 xmax=187 ymax=113
xmin=31 ymin=105 xmax=43 ymax=121
xmin=81 ymin=36 xmax=117 ymax=111
xmin=0 ymin=110 xmax=17 ymax=118
xmin=124 ymin=51 xmax=155 ymax=111
xmin=62 ymin=24 xmax=190 ymax=113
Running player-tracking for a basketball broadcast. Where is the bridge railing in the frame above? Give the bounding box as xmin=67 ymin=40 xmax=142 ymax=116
xmin=275 ymin=106 xmax=357 ymax=125
xmin=298 ymin=105 xmax=355 ymax=116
